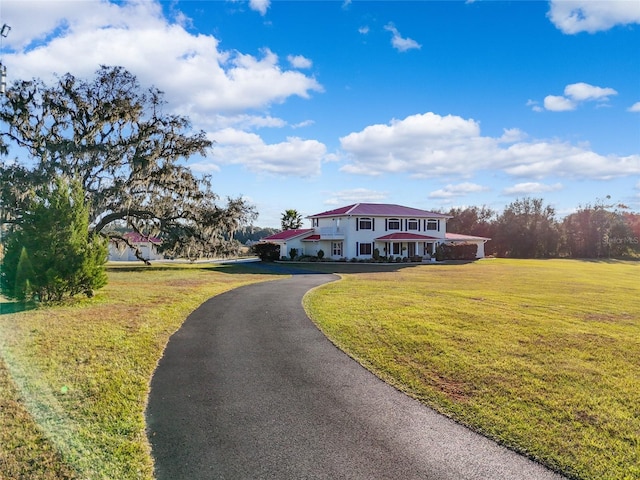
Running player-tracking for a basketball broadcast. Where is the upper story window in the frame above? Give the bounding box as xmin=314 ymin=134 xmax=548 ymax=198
xmin=427 ymin=219 xmax=439 ymax=231
xmin=407 ymin=218 xmax=418 ymax=230
xmin=358 ymin=217 xmax=372 ymax=230
xmin=388 ymin=218 xmax=400 ymax=230
xmin=312 ymin=218 xmax=319 ymax=227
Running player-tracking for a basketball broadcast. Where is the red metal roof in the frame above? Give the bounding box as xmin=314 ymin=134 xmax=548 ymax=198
xmin=309 ymin=203 xmax=450 ymax=219
xmin=301 ymin=235 xmax=321 ymax=241
xmin=375 ymin=232 xmax=440 ymax=241
xmin=262 ymin=229 xmax=315 ymax=241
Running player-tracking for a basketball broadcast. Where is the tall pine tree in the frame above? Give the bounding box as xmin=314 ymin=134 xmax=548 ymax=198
xmin=1 ymin=176 xmax=107 ymax=302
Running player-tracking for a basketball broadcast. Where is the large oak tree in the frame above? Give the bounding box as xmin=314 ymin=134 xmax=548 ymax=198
xmin=0 ymin=66 xmax=255 ymax=262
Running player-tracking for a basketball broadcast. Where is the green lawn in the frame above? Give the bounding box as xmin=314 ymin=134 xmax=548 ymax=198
xmin=0 ymin=263 xmax=275 ymax=480
xmin=1 ymin=259 xmax=638 ymax=479
xmin=304 ymin=259 xmax=640 ymax=480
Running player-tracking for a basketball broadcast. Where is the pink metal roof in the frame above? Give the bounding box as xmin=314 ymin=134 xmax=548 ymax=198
xmin=262 ymin=229 xmax=315 ymax=241
xmin=375 ymin=232 xmax=440 ymax=241
xmin=309 ymin=203 xmax=450 ymax=219
xmin=446 ymin=233 xmax=491 ymax=241
xmin=123 ymin=232 xmax=161 ymax=244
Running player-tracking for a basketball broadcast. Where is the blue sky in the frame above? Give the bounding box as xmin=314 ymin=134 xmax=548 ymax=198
xmin=1 ymin=0 xmax=639 ymax=227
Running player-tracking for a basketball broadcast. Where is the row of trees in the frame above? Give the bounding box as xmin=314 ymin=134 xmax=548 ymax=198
xmin=1 ymin=66 xmax=257 ymax=302
xmin=444 ymin=197 xmax=640 ymax=258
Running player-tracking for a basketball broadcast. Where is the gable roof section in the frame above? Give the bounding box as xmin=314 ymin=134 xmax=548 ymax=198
xmin=262 ymin=229 xmax=315 ymax=242
xmin=309 ymin=203 xmax=450 ymax=219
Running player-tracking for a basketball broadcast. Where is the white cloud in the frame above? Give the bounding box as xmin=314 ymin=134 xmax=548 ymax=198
xmin=544 ymin=95 xmax=577 ymax=111
xmin=502 ymin=182 xmax=563 ymax=196
xmin=384 ymin=23 xmax=421 ymax=52
xmin=324 ymin=188 xmax=389 ymax=206
xmin=548 ymin=0 xmax=640 ymax=34
xmin=541 ymin=82 xmax=617 ymax=112
xmin=429 ymin=183 xmax=490 ymax=199
xmin=339 ymin=112 xmax=640 ymax=180
xmin=526 ymin=99 xmax=544 ymax=113
xmin=358 ymin=26 xmax=370 ymax=35
xmin=192 ymin=128 xmax=327 ymax=177
xmin=291 ymin=120 xmax=315 ymax=129
xmin=249 ymin=0 xmax=270 ymax=16
xmin=628 ymin=102 xmax=640 ymax=112
xmin=287 ymin=54 xmax=313 ymax=69
xmin=1 ymin=0 xmax=322 ymax=138
xmin=564 ymin=82 xmax=617 ymax=101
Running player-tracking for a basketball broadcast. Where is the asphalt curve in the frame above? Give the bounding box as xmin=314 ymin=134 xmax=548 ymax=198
xmin=146 ymin=272 xmax=565 ymax=480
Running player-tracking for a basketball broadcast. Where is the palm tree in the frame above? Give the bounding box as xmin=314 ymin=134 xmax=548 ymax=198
xmin=281 ymin=209 xmax=303 ymax=231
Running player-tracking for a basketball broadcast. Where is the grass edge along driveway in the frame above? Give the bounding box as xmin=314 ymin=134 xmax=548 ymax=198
xmin=0 ymin=263 xmax=277 ymax=480
xmin=304 ymin=259 xmax=639 ymax=480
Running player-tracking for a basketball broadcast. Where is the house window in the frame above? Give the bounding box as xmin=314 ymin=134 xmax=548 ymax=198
xmin=312 ymin=218 xmax=319 ymax=227
xmin=359 ymin=243 xmax=372 ymax=256
xmin=427 ymin=219 xmax=439 ymax=231
xmin=388 ymin=218 xmax=400 ymax=230
xmin=332 ymin=242 xmax=343 ymax=257
xmin=359 ymin=217 xmax=372 ymax=230
xmin=391 ymin=243 xmax=401 ymax=255
xmin=407 ymin=218 xmax=418 ymax=230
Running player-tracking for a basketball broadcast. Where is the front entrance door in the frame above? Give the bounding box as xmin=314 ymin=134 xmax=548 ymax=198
xmin=407 ymin=243 xmax=416 ymax=257
xmin=332 ymin=241 xmax=343 ymax=257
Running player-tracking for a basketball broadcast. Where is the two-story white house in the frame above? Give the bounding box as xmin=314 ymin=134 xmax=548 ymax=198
xmin=262 ymin=203 xmax=490 ymax=260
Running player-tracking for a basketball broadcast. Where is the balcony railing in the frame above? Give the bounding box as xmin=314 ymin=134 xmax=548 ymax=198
xmin=317 ymin=226 xmax=345 ymax=239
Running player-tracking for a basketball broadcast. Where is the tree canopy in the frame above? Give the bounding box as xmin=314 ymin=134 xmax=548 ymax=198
xmin=0 ymin=66 xmax=256 ymax=262
xmin=280 ymin=209 xmax=303 ymax=231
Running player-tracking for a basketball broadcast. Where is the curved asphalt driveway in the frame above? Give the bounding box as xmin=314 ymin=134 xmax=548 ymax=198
xmin=146 ymin=271 xmax=564 ymax=480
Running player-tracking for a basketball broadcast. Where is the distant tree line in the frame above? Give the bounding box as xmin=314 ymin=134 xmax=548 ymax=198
xmin=444 ymin=197 xmax=640 ymax=259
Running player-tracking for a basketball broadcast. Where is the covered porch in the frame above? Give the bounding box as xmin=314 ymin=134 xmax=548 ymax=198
xmin=375 ymin=232 xmax=442 ymax=260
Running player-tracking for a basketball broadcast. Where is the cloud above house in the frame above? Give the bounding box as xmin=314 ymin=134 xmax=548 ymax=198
xmin=428 ymin=183 xmax=490 ymax=199
xmin=547 ymin=0 xmax=640 ymax=34
xmin=502 ymin=182 xmax=563 ymax=196
xmin=384 ymin=23 xmax=421 ymax=52
xmin=192 ymin=128 xmax=327 ymax=178
xmin=324 ymin=188 xmax=390 ymax=206
xmin=339 ymin=112 xmax=640 ymax=180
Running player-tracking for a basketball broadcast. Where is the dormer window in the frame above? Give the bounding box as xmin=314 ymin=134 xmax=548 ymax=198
xmin=407 ymin=218 xmax=418 ymax=230
xmin=387 ymin=218 xmax=400 ymax=230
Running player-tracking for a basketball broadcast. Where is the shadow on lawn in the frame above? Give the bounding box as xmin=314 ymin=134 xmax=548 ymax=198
xmin=106 ymin=258 xmax=478 ymax=276
xmin=212 ymin=260 xmax=477 ymax=276
xmin=0 ymin=301 xmax=37 ymax=315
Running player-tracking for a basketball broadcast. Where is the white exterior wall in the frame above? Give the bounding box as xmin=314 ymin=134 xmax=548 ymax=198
xmin=108 ymin=242 xmax=164 ymax=261
xmin=277 ymin=238 xmax=307 ymax=258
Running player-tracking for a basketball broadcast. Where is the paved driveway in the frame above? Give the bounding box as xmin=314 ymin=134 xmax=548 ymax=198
xmin=146 ymin=272 xmax=564 ymax=479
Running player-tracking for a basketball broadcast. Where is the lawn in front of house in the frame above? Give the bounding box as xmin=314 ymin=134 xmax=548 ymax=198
xmin=304 ymin=259 xmax=640 ymax=480
xmin=0 ymin=262 xmax=276 ymax=480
